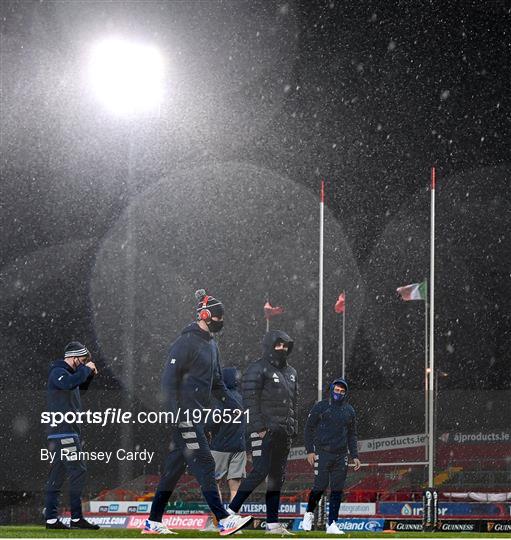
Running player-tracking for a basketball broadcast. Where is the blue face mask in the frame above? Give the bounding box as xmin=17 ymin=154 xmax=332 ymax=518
xmin=330 ymin=382 xmax=347 ymax=402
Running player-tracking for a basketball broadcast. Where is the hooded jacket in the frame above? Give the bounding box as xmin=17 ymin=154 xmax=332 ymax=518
xmin=207 ymin=367 xmax=246 ymax=453
xmin=304 ymin=378 xmax=358 ymax=457
xmin=46 ymin=359 xmax=94 ymax=438
xmin=242 ymin=330 xmax=298 ymax=437
xmin=161 ymin=322 xmax=239 ymax=423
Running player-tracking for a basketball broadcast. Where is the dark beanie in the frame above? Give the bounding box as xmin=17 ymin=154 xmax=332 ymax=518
xmin=64 ymin=341 xmax=89 ymax=358
xmin=195 ymin=289 xmax=224 ymax=319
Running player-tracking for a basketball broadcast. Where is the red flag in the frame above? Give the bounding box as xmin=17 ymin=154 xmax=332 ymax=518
xmin=334 ymin=292 xmax=345 ymax=313
xmin=264 ymin=301 xmax=284 ymax=320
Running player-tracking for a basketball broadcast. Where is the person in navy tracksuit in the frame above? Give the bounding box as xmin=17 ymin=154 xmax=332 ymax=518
xmin=146 ymin=290 xmax=252 ymax=536
xmin=44 ymin=341 xmax=99 ymax=530
xmin=301 ymin=378 xmax=361 ymax=534
xmin=207 ymin=367 xmax=246 ymax=502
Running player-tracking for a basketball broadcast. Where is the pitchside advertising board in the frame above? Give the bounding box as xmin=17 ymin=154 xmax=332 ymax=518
xmin=63 ymin=514 xmax=210 ymax=529
xmin=293 ymin=518 xmax=385 ymax=532
xmin=298 ymin=502 xmax=375 ymax=516
xmin=378 ymin=501 xmax=511 ymax=517
xmin=90 ymin=501 xmax=151 ymax=514
xmin=247 ymin=518 xmax=294 ymax=530
xmin=91 ymin=501 xmax=304 ymax=516
xmin=61 ymin=516 xmax=128 ymax=529
xmin=89 ymin=500 xmax=376 ymax=516
xmin=226 ymin=502 xmax=301 ymax=515
xmin=383 ymin=520 xmax=511 ymax=533
xmin=62 ymin=515 xmax=511 ymax=532
xmin=223 ymin=502 xmax=377 ymax=516
xmin=89 ymin=501 xmax=210 ymax=514
xmin=439 ymin=429 xmax=511 ymax=444
xmin=486 ymin=521 xmax=511 ymax=533
xmin=125 ymin=514 xmax=209 ymax=529
xmin=288 ymin=434 xmax=426 ymax=459
xmin=384 ymin=520 xmax=423 ymax=532
xmin=89 ymin=500 xmax=511 ymax=517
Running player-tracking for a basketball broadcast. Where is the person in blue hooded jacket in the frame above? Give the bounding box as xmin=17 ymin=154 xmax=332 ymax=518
xmin=145 ymin=290 xmax=252 ymax=536
xmin=207 ymin=367 xmax=247 ymax=502
xmin=44 ymin=341 xmax=99 ymax=530
xmin=301 ymin=378 xmax=361 ymax=535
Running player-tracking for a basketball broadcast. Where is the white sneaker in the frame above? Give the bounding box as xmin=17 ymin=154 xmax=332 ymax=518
xmin=302 ymin=511 xmax=314 ymax=531
xmin=218 ymin=514 xmax=253 ymax=536
xmin=326 ymin=521 xmax=345 ymax=535
xmin=141 ymin=519 xmax=176 ymax=534
xmin=265 ymin=524 xmax=295 ymax=535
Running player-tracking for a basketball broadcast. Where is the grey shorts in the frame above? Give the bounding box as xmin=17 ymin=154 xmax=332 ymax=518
xmin=211 ymin=450 xmax=247 ymax=481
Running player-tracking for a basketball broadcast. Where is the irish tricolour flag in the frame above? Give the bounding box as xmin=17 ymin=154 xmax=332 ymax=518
xmin=397 ymin=281 xmax=427 ymax=301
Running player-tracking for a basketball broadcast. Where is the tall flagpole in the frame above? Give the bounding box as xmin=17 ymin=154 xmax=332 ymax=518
xmin=318 ymin=180 xmax=324 ymax=402
xmin=342 ymin=290 xmax=346 ymax=379
xmin=428 ymin=167 xmax=436 ymax=487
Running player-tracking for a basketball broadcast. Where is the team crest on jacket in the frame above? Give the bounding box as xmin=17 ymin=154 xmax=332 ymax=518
xmin=290 ymin=374 xmax=296 ymax=382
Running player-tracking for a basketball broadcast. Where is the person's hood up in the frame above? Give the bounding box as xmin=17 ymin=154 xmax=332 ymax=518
xmin=262 ymin=329 xmax=293 ymax=368
xmin=329 ymin=378 xmax=348 ymax=404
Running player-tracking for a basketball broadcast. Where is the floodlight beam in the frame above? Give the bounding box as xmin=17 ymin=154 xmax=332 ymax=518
xmin=88 ymin=38 xmax=164 ymax=117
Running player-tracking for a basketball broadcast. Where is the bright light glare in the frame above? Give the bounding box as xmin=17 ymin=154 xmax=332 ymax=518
xmin=88 ymin=38 xmax=164 ymax=117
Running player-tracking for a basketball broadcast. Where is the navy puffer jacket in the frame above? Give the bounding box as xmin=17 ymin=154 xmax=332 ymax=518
xmin=242 ymin=330 xmax=298 ymax=437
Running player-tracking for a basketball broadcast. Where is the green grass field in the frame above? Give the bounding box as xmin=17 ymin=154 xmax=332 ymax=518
xmin=0 ymin=527 xmax=510 ymax=538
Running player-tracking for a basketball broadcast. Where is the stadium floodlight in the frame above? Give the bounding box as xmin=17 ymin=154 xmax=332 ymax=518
xmin=88 ymin=38 xmax=164 ymax=117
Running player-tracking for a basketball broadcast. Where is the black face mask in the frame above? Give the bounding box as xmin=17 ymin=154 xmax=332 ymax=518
xmin=207 ymin=319 xmax=224 ymax=333
xmin=271 ymin=349 xmax=288 ymax=368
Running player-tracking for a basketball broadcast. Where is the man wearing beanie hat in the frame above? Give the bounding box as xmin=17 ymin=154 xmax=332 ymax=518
xmin=301 ymin=378 xmax=361 ymax=535
xmin=44 ymin=341 xmax=99 ymax=530
xmin=145 ymin=290 xmax=252 ymax=536
xmin=227 ymin=330 xmax=298 ymax=536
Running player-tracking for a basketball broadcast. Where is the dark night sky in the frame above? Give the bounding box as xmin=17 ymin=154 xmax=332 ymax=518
xmin=0 ymin=0 xmax=510 ymax=492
